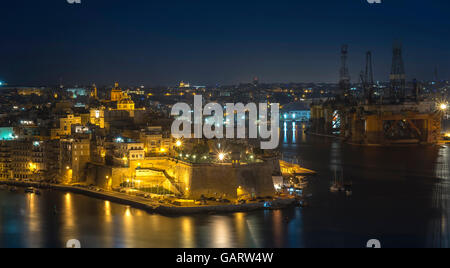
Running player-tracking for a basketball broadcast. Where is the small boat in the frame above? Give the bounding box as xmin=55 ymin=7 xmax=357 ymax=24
xmin=24 ymin=187 xmax=35 ymax=194
xmin=346 ymin=190 xmax=353 ymax=196
xmin=24 ymin=187 xmax=40 ymax=195
xmin=330 ymin=185 xmax=340 ymax=192
xmin=9 ymin=187 xmax=18 ymax=192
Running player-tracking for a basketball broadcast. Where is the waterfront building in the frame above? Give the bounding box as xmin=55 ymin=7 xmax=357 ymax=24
xmin=60 ymin=138 xmax=91 ymax=183
xmin=0 ymin=139 xmax=61 ymax=181
xmin=10 ymin=140 xmax=46 ymax=180
xmin=0 ymin=141 xmax=11 ymax=179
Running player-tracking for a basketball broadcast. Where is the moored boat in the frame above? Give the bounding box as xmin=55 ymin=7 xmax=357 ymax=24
xmin=10 ymin=187 xmax=18 ymax=192
xmin=25 ymin=187 xmax=40 ymax=195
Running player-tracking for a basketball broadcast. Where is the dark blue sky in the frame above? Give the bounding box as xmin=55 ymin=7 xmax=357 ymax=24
xmin=1 ymin=0 xmax=449 ymax=86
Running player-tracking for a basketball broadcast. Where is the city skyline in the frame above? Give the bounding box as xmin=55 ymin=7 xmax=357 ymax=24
xmin=1 ymin=0 xmax=450 ymax=250
xmin=1 ymin=0 xmax=450 ymax=86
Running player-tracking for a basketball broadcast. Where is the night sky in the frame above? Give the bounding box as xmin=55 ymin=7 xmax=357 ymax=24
xmin=1 ymin=0 xmax=450 ymax=86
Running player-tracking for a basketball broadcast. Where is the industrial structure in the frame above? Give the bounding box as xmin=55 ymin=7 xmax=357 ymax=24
xmin=310 ymin=44 xmax=443 ymax=145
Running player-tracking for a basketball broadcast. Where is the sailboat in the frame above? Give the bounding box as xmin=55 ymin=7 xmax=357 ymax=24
xmin=330 ymin=169 xmax=340 ymax=193
xmin=342 ymin=170 xmax=352 ymax=196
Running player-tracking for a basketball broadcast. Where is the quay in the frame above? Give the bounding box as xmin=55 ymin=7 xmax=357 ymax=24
xmin=0 ymin=180 xmax=298 ymax=215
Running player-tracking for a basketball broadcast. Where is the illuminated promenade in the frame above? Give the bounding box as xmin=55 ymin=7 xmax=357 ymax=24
xmin=0 ymin=180 xmax=297 ymax=215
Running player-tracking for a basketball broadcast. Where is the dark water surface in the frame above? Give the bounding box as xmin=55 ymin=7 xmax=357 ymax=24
xmin=1 ymin=128 xmax=449 ymax=248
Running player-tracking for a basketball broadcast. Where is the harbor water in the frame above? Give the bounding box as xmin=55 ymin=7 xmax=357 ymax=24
xmin=0 ymin=125 xmax=449 ymax=248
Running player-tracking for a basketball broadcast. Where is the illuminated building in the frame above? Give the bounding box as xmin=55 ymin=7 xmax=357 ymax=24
xmin=110 ymin=82 xmax=124 ymax=102
xmin=0 ymin=139 xmax=60 ymax=181
xmin=89 ymin=108 xmax=105 ymax=128
xmin=51 ymin=114 xmax=82 ymax=139
xmin=0 ymin=127 xmax=15 ymax=141
xmin=90 ymin=83 xmax=98 ymax=99
xmin=139 ymin=126 xmax=172 ymax=155
xmin=61 ymin=139 xmax=90 ymax=183
xmin=16 ymin=87 xmax=44 ymax=96
xmin=117 ymin=96 xmax=135 ymax=111
xmin=0 ymin=141 xmax=12 ymax=179
xmin=11 ymin=140 xmax=46 ymax=180
xmin=67 ymin=88 xmax=87 ymax=98
xmin=113 ymin=141 xmax=144 ymax=166
xmin=179 ymin=81 xmax=190 ymax=88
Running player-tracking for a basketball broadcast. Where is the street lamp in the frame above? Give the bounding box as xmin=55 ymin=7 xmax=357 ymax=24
xmin=29 ymin=162 xmax=37 ymax=172
xmin=218 ymin=153 xmax=226 ymax=162
xmin=440 ymin=103 xmax=448 ymax=111
xmin=175 ymin=140 xmax=182 ymax=147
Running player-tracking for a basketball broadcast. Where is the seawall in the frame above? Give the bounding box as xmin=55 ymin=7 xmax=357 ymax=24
xmin=0 ymin=180 xmax=296 ymax=216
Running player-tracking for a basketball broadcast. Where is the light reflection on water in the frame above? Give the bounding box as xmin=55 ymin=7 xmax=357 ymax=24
xmin=0 ymin=188 xmax=307 ymax=248
xmin=0 ymin=127 xmax=449 ymax=248
xmin=25 ymin=194 xmax=41 ymax=247
xmin=428 ymin=145 xmax=450 ymax=247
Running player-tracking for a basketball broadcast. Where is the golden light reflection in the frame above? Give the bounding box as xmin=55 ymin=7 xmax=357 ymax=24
xmin=272 ymin=210 xmax=284 ymax=247
xmin=26 ymin=193 xmax=41 ymax=246
xmin=125 ymin=207 xmax=132 ymax=217
xmin=234 ymin=213 xmax=246 ymax=246
xmin=62 ymin=192 xmax=78 ymax=243
xmin=101 ymin=202 xmax=114 ymax=248
xmin=104 ymin=201 xmax=111 ymax=217
xmin=181 ymin=217 xmax=194 ymax=248
xmin=122 ymin=206 xmax=134 ymax=248
xmin=212 ymin=216 xmax=233 ymax=248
